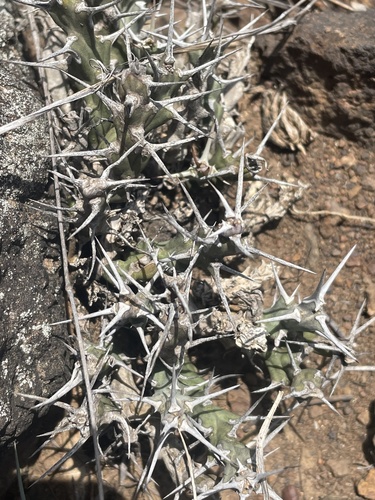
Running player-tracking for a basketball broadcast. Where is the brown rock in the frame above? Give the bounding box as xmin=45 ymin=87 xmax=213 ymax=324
xmin=326 ymin=458 xmax=351 ymax=478
xmin=364 ymin=276 xmax=375 ymax=316
xmin=348 ymin=184 xmax=362 ymax=199
xmin=261 ymin=10 xmax=375 ymax=146
xmin=357 ymin=408 xmax=371 ymax=426
xmin=282 ymin=484 xmax=300 ymax=500
xmin=357 ymin=469 xmax=375 ymax=499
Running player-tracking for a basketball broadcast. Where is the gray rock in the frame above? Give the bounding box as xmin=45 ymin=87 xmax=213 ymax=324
xmin=0 ymin=2 xmax=70 ymax=493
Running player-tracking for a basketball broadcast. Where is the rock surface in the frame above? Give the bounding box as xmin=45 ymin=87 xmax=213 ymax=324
xmin=0 ymin=2 xmax=70 ymax=493
xmin=357 ymin=468 xmax=375 ymax=500
xmin=261 ymin=9 xmax=375 ymax=145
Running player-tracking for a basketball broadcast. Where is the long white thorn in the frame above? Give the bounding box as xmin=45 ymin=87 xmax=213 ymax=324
xmin=303 ymin=245 xmax=356 ymax=310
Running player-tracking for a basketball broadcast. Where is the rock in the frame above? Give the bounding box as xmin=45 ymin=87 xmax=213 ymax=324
xmin=282 ymin=485 xmax=300 ymax=500
xmin=357 ymin=469 xmax=375 ymax=500
xmin=0 ymin=2 xmax=70 ymax=494
xmin=364 ymin=276 xmax=375 ymax=316
xmin=357 ymin=408 xmax=371 ymax=426
xmin=261 ymin=10 xmax=375 ymax=146
xmin=326 ymin=458 xmax=351 ymax=478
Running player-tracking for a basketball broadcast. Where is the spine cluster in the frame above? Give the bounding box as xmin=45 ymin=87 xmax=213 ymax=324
xmin=5 ymin=1 xmax=369 ymax=498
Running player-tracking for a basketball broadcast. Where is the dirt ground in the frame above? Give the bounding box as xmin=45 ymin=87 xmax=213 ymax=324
xmin=233 ymin=33 xmax=375 ymax=498
xmin=237 ymin=114 xmax=375 ymax=499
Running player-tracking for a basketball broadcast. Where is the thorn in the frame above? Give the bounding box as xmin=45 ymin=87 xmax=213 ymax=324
xmin=315 ymin=315 xmax=357 ymax=362
xmin=302 ymin=246 xmax=356 ymax=311
xmin=271 ymin=263 xmax=295 ymax=305
xmin=258 ymin=308 xmax=301 ymax=324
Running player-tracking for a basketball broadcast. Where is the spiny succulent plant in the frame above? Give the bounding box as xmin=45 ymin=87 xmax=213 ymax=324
xmin=3 ymin=0 xmax=373 ymax=498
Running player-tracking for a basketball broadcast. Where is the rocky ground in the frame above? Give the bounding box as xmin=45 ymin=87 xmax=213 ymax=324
xmin=238 ymin=105 xmax=375 ymax=499
xmin=237 ymin=5 xmax=375 ymax=498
